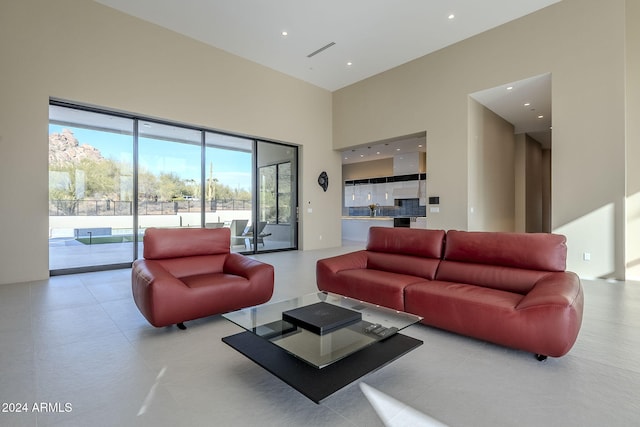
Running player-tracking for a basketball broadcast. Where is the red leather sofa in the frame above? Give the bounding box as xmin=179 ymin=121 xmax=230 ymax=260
xmin=317 ymin=227 xmax=584 ymax=359
xmin=132 ymin=227 xmax=274 ymax=329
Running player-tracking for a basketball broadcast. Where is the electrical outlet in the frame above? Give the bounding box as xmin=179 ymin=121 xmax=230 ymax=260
xmin=583 ymin=252 xmax=591 ymax=261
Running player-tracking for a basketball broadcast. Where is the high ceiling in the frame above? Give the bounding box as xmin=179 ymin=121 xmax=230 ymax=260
xmin=95 ymin=0 xmax=560 ymax=91
xmin=94 ymin=0 xmax=558 ymax=157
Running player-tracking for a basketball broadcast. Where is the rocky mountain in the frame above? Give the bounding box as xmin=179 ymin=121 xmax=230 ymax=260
xmin=49 ymin=129 xmax=104 ymax=167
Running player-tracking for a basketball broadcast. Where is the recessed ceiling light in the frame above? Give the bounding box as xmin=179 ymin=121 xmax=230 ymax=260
xmin=418 ymin=144 xmax=423 ymax=148
xmin=538 ymin=115 xmax=544 ymax=119
xmin=524 ymin=102 xmax=531 ymax=107
xmin=396 ymin=148 xmax=401 ymax=151
xmin=376 ymin=151 xmax=381 ymax=155
xmin=506 ymin=86 xmax=514 ymax=91
xmin=448 ymin=14 xmax=455 ymax=20
xmin=281 ymin=31 xmax=288 ymax=36
xmin=347 ymin=62 xmax=353 ymax=67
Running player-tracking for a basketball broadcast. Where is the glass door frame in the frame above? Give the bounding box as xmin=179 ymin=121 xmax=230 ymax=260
xmin=49 ymin=99 xmax=299 ymax=274
xmin=253 ymin=140 xmax=299 ymax=254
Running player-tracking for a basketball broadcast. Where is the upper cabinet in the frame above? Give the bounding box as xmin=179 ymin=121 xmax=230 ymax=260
xmin=393 ymin=153 xmax=422 ymax=175
xmin=344 ymin=173 xmax=426 ymax=207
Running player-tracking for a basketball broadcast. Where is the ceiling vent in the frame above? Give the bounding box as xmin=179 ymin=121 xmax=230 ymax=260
xmin=307 ymin=42 xmax=336 ymax=58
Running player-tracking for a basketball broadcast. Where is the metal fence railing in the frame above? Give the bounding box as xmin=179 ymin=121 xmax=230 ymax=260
xmin=49 ymin=199 xmax=252 ymax=216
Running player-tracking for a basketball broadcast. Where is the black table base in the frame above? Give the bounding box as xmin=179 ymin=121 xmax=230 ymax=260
xmin=222 ymin=331 xmax=422 ymax=404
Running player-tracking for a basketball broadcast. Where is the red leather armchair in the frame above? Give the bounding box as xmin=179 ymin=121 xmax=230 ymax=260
xmin=132 ymin=227 xmax=274 ymax=329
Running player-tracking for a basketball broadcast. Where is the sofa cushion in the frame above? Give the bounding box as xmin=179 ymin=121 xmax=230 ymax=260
xmin=405 ymin=280 xmax=523 ymax=337
xmin=367 ymin=227 xmax=445 ymax=259
xmin=405 ymin=275 xmax=583 ymax=357
xmin=435 ymin=260 xmax=552 ymax=294
xmin=318 ymin=269 xmax=426 ymax=311
xmin=143 ymin=227 xmax=231 ymax=260
xmin=181 ymin=272 xmax=249 ymax=289
xmin=444 ymin=230 xmax=567 ymax=272
xmin=367 ymin=252 xmax=440 ymax=280
xmin=156 ymin=254 xmax=228 ymax=279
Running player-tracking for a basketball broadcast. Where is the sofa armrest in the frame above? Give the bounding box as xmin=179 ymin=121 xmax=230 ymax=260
xmin=516 ymin=271 xmax=582 ymax=310
xmin=223 ymin=253 xmax=275 ymax=283
xmin=316 ymin=250 xmax=369 ymax=294
xmin=316 ymin=250 xmax=369 ymax=275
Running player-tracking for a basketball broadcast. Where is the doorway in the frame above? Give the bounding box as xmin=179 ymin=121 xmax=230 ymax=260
xmin=469 ymin=73 xmax=552 ymax=233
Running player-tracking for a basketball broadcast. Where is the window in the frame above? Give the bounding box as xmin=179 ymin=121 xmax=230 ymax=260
xmin=49 ymin=101 xmax=298 ymax=274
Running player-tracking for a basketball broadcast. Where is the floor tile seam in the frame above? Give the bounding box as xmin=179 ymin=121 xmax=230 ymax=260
xmin=28 ymin=279 xmax=104 ymax=315
xmin=98 ymin=300 xmax=135 ymax=338
xmin=319 ymin=403 xmax=361 ymax=426
xmin=28 ymin=280 xmax=36 ymax=364
xmin=84 ymin=285 xmax=133 ymax=304
xmin=118 ymin=327 xmax=184 ymax=375
xmin=29 ymin=301 xmax=108 ymax=319
xmin=31 ymin=328 xmax=129 ymax=356
xmin=571 ymin=353 xmax=640 ymax=376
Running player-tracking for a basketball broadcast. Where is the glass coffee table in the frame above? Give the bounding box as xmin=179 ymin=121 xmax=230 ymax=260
xmin=222 ymin=292 xmax=423 ymax=403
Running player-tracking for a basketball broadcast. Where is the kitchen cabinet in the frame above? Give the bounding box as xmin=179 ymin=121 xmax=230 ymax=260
xmin=371 ymin=183 xmax=390 ymax=205
xmin=344 ymin=173 xmax=425 ymax=207
xmin=419 ymin=180 xmax=426 ymax=205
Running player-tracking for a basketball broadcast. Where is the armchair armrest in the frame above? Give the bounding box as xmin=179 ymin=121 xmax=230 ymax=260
xmin=131 ymin=259 xmax=189 ymax=327
xmin=132 ymin=259 xmax=186 ymax=290
xmin=223 ymin=253 xmax=274 ymax=286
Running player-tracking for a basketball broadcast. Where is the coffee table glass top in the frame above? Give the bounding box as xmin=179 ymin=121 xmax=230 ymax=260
xmin=222 ymin=292 xmax=422 ymax=368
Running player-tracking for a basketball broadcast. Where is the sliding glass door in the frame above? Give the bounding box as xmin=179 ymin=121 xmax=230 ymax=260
xmin=137 ymin=121 xmax=202 ymax=231
xmin=48 ymin=105 xmax=134 ymax=271
xmin=204 ymin=132 xmax=254 ymax=252
xmin=49 ymin=102 xmax=298 ymax=273
xmin=256 ymin=141 xmax=298 ymax=251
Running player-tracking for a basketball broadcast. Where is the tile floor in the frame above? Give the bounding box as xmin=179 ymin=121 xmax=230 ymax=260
xmin=1 ymin=244 xmax=640 ymax=426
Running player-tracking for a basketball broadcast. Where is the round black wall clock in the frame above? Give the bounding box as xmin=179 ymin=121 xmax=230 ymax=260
xmin=318 ymin=171 xmax=328 ymax=192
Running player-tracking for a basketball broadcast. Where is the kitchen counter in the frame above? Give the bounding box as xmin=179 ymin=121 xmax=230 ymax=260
xmin=341 ymin=216 xmax=426 ymax=242
xmin=341 ymin=216 xmax=395 ymax=221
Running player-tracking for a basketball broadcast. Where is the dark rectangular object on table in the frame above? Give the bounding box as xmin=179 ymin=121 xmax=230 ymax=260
xmin=282 ymin=302 xmax=362 ymax=335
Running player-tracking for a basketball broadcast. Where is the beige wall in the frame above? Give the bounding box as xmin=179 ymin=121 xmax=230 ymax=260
xmin=524 ymin=135 xmax=544 ymax=233
xmin=542 ymin=148 xmax=552 ymax=233
xmin=625 ymin=0 xmax=640 ymax=280
xmin=334 ymin=0 xmax=630 ymax=279
xmin=1 ymin=0 xmax=637 ymax=283
xmin=467 ymin=99 xmax=515 ymax=231
xmin=513 ymin=134 xmax=550 ymax=233
xmin=0 ymin=0 xmax=340 ymax=285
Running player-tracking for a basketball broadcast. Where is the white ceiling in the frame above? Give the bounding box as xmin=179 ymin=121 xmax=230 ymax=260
xmin=342 ymin=133 xmax=426 ymax=165
xmin=94 ymin=0 xmax=557 ymax=158
xmin=471 ymin=73 xmax=552 ymax=148
xmin=95 ymin=0 xmax=560 ymax=91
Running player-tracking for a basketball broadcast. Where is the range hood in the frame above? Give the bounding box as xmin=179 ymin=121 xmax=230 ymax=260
xmin=391 ymin=152 xmax=421 ymax=197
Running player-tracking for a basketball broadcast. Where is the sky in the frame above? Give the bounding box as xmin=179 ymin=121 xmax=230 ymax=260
xmin=49 ymin=124 xmax=252 ymax=190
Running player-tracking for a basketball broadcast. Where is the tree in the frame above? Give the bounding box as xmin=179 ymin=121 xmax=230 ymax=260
xmin=137 ymin=168 xmax=158 ymax=201
xmin=157 ymin=172 xmax=187 ymax=201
